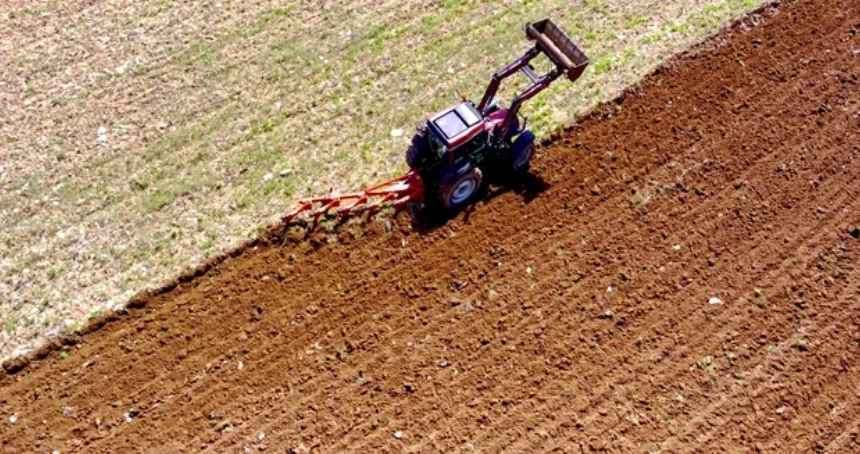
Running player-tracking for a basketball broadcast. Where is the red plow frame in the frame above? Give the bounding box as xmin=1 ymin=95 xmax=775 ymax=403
xmin=282 ymin=172 xmax=425 ymax=224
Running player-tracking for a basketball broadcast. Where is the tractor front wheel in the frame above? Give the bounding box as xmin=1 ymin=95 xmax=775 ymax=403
xmin=440 ymin=167 xmax=483 ymax=209
xmin=510 ymin=131 xmax=536 ymax=175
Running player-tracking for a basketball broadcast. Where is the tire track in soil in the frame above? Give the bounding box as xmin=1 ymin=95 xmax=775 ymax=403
xmin=2 ymin=0 xmax=860 ymax=452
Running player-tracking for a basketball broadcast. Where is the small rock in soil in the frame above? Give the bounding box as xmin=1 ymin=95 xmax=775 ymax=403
xmin=215 ymin=420 xmax=232 ymax=432
xmin=709 ymin=297 xmax=724 ymax=305
xmin=439 ymin=359 xmax=449 ymax=368
xmin=124 ymin=409 xmax=139 ymax=423
xmin=394 ymin=430 xmax=404 ymax=439
xmin=849 ymin=227 xmax=860 ymax=239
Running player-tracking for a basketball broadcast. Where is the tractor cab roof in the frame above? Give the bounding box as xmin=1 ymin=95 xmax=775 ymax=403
xmin=427 ymin=102 xmax=485 ymax=149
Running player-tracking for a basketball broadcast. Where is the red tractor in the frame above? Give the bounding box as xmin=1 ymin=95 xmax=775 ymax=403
xmin=405 ymin=19 xmax=590 ymax=209
xmin=284 ymin=19 xmax=589 ymax=224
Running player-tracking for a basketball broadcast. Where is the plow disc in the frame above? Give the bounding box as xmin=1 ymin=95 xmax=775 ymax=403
xmin=282 ymin=172 xmax=425 ymax=225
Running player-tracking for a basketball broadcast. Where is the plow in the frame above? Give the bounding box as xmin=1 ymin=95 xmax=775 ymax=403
xmin=283 ymin=19 xmax=589 ymax=225
xmin=282 ymin=172 xmax=424 ymax=224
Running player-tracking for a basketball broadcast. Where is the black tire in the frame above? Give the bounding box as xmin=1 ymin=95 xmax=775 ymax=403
xmin=510 ymin=131 xmax=536 ymax=174
xmin=405 ymin=144 xmax=421 ymax=169
xmin=405 ymin=133 xmax=429 ymax=169
xmin=439 ymin=167 xmax=483 ymax=209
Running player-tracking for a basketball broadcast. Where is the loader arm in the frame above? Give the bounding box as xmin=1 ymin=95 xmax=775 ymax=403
xmin=477 ymin=19 xmax=590 ymax=137
xmin=497 ymin=68 xmax=563 ymax=138
xmin=476 ymin=47 xmax=542 ymax=115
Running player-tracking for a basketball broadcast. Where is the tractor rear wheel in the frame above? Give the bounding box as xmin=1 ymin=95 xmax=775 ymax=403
xmin=406 ymin=132 xmax=430 ymax=169
xmin=405 ymin=144 xmax=421 ymax=170
xmin=440 ymin=167 xmax=483 ymax=209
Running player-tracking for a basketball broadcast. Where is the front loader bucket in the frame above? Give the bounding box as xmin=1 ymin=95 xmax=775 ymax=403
xmin=526 ymin=19 xmax=590 ymax=82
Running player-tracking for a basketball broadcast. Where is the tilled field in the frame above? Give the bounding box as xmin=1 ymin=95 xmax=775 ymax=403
xmin=2 ymin=0 xmax=860 ymax=452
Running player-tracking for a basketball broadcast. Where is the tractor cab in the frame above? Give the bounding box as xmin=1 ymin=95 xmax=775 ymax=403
xmin=406 ymin=101 xmax=494 ymax=175
xmin=426 ymin=102 xmax=486 ymax=150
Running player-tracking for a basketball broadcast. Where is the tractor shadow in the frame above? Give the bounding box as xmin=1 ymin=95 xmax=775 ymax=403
xmin=409 ymin=172 xmax=551 ymax=234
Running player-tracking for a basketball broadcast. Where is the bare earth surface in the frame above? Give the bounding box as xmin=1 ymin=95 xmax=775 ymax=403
xmin=2 ymin=0 xmax=860 ymax=452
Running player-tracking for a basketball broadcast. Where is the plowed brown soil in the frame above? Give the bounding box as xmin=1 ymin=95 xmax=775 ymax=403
xmin=2 ymin=0 xmax=860 ymax=452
